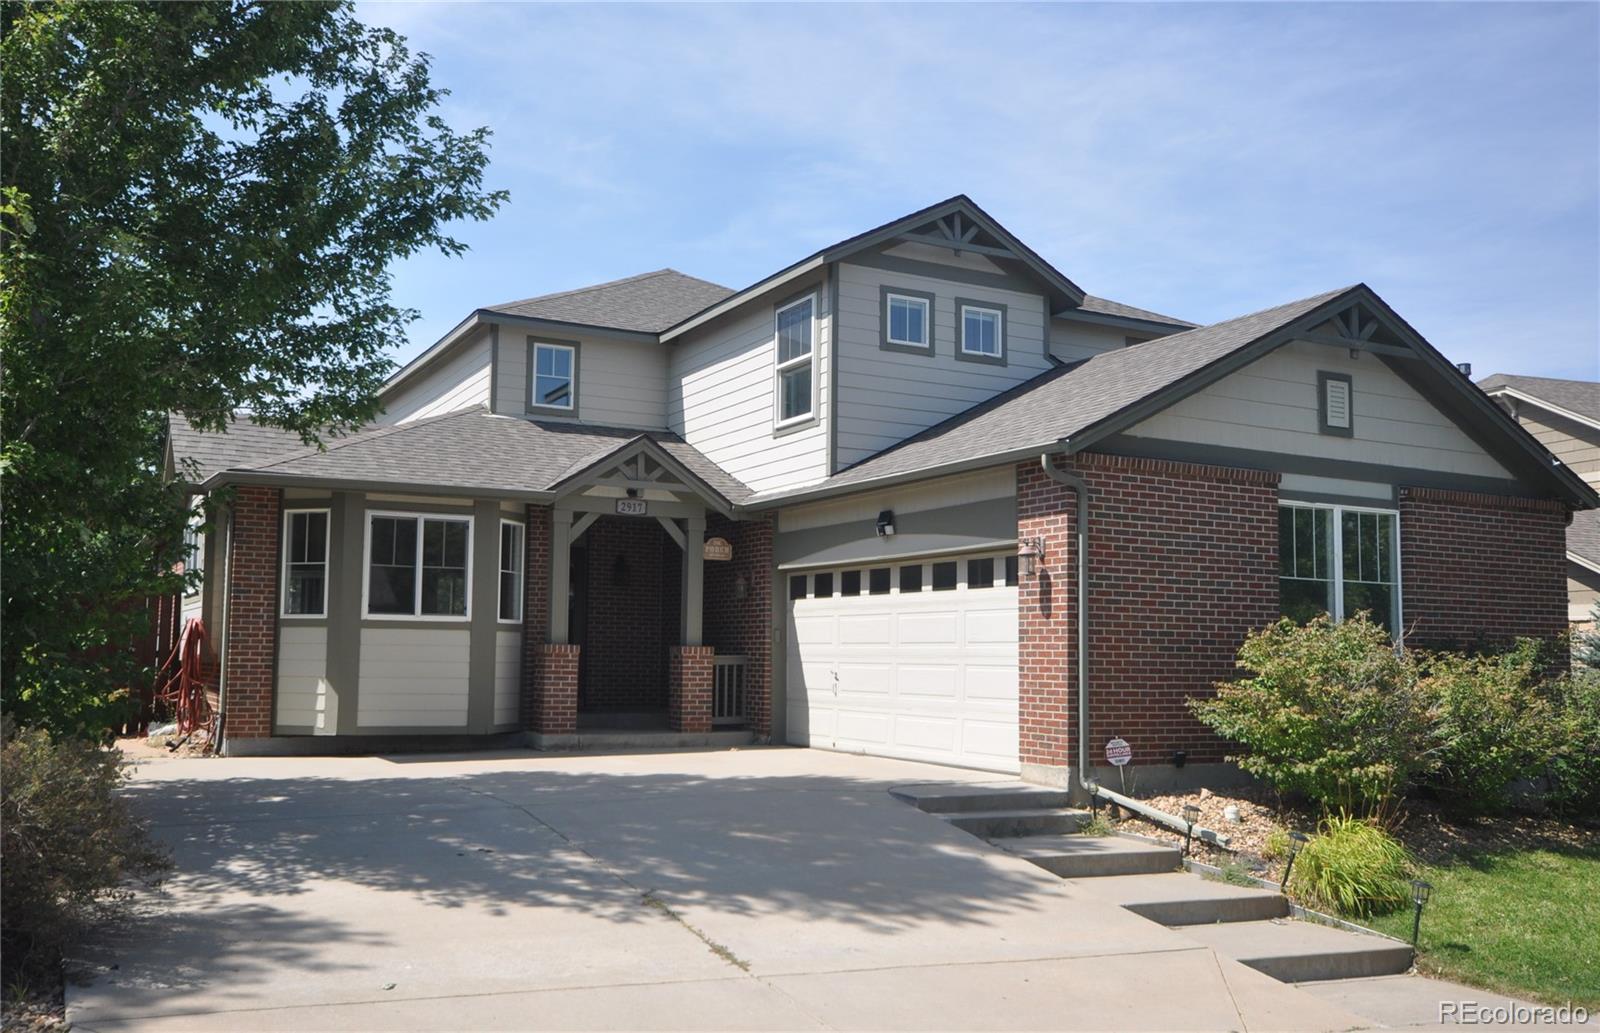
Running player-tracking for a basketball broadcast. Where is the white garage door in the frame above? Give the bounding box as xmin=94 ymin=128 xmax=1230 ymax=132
xmin=785 ymin=551 xmax=1020 ymax=772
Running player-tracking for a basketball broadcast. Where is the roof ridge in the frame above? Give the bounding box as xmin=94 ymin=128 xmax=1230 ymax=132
xmin=489 ymin=268 xmax=729 ymax=312
xmin=1117 ymin=284 xmax=1359 ymax=356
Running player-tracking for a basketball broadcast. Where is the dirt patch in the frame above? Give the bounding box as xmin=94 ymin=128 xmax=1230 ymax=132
xmin=1 ymin=984 xmax=67 ymax=1033
xmin=1101 ymin=785 xmax=1600 ymax=880
xmin=115 ymin=733 xmax=213 ymax=762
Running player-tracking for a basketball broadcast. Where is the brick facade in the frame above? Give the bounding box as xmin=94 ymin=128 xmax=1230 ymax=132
xmin=703 ymin=513 xmax=774 ymax=736
xmin=1018 ymin=454 xmax=1281 ymax=773
xmin=520 ymin=505 xmax=551 ymax=730
xmin=1398 ymin=487 xmax=1570 ymax=649
xmin=578 ymin=516 xmax=674 ymax=711
xmin=668 ymin=645 xmax=715 ymax=733
xmin=223 ymin=486 xmax=282 ymax=740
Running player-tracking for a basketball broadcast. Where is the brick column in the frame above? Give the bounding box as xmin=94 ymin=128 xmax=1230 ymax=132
xmin=1017 ymin=459 xmax=1075 ymax=779
xmin=703 ymin=513 xmax=774 ymax=736
xmin=223 ymin=485 xmax=281 ymax=742
xmin=668 ymin=645 xmax=714 ymax=733
xmin=531 ymin=644 xmax=580 ymax=734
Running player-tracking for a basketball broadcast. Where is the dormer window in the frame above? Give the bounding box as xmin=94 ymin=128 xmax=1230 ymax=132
xmin=529 ymin=340 xmax=577 ymax=414
xmin=957 ymin=299 xmax=1006 ymax=365
xmin=882 ymin=289 xmax=932 ymax=353
xmin=774 ymin=294 xmax=815 ymax=428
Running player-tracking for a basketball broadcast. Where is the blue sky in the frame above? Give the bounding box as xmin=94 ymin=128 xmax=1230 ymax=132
xmin=359 ymin=2 xmax=1599 ymax=381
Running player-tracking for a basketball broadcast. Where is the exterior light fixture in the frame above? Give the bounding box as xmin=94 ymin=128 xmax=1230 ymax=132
xmin=1280 ymin=830 xmax=1310 ymax=892
xmin=1409 ymin=878 xmax=1433 ymax=947
xmin=1181 ymin=803 xmax=1201 ymax=857
xmin=734 ymin=574 xmax=748 ymax=601
xmin=1018 ymin=537 xmax=1042 ymax=577
xmin=875 ymin=510 xmax=896 ymax=537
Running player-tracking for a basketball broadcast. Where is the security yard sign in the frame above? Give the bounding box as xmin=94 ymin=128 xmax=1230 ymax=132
xmin=1105 ymin=738 xmax=1133 ymax=767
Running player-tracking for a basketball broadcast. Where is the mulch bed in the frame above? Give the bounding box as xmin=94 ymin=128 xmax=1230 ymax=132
xmin=1 ymin=985 xmax=68 ymax=1033
xmin=1101 ymin=784 xmax=1599 ymax=881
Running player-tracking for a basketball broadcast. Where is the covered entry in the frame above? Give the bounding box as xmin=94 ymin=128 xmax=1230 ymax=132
xmin=785 ymin=550 xmax=1020 ymax=772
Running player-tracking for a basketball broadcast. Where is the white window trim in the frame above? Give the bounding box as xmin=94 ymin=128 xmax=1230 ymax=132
xmin=884 ymin=291 xmax=931 ymax=350
xmin=531 ymin=341 xmax=576 ymax=412
xmin=182 ymin=512 xmax=204 ymax=597
xmin=280 ymin=507 xmax=331 ymax=619
xmin=361 ymin=510 xmax=474 ymax=622
xmin=959 ymin=303 xmax=1004 ymax=357
xmin=1279 ymin=501 xmax=1403 ymax=633
xmin=498 ymin=517 xmax=525 ymax=625
xmin=773 ymin=293 xmax=818 ymax=429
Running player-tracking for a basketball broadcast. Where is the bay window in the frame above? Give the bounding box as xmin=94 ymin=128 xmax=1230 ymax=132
xmin=499 ymin=519 xmax=525 ymax=622
xmin=367 ymin=512 xmax=472 ymax=618
xmin=283 ymin=509 xmax=330 ymax=617
xmin=1278 ymin=502 xmax=1400 ymax=634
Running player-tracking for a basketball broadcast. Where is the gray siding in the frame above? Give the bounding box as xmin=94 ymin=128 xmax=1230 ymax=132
xmin=493 ymin=629 xmax=521 ymax=727
xmin=381 ymin=330 xmax=492 ymax=425
xmin=357 ymin=627 xmax=471 ymax=728
xmin=1050 ymin=318 xmax=1131 ymax=363
xmin=668 ymin=278 xmax=832 ymax=494
xmin=834 ymin=260 xmax=1049 ymax=470
xmin=494 ymin=325 xmax=669 ymax=429
xmin=1513 ymin=407 xmax=1600 ymax=483
xmin=275 ymin=625 xmax=332 ymax=732
xmin=1126 ymin=340 xmax=1515 ymax=479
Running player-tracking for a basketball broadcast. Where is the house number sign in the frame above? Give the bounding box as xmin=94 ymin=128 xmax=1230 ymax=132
xmin=615 ymin=498 xmax=647 ymax=516
xmin=703 ymin=536 xmax=733 ymax=561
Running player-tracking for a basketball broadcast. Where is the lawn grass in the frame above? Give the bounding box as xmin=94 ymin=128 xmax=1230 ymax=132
xmin=1365 ymin=844 xmax=1600 ymax=1008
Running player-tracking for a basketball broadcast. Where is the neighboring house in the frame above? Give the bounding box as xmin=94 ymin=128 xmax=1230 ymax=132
xmin=1479 ymin=373 xmax=1600 ymax=633
xmin=167 ymin=195 xmax=1597 ymax=790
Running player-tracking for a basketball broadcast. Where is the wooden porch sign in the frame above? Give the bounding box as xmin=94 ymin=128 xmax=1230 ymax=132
xmin=703 ymin=536 xmax=733 ymax=561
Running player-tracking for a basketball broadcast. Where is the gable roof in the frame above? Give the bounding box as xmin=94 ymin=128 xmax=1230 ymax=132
xmin=659 ymin=194 xmax=1089 ymax=341
xmin=484 ymin=269 xmax=734 ymax=335
xmin=1478 ymin=373 xmax=1600 ymax=429
xmin=1074 ymin=295 xmax=1197 ymax=330
xmin=186 ymin=408 xmax=751 ymax=508
xmin=750 ymin=284 xmax=1600 ymax=510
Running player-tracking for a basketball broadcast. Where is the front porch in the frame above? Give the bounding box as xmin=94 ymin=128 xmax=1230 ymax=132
xmin=521 ymin=441 xmax=772 ymax=742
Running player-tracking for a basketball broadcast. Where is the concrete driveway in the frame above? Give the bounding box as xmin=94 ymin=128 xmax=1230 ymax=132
xmin=71 ymin=747 xmax=1374 ymax=1031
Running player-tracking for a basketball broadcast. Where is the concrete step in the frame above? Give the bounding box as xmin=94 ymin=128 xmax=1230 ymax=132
xmin=1177 ymin=919 xmax=1413 ymax=984
xmin=943 ymin=808 xmax=1091 ymax=839
xmin=1072 ymin=872 xmax=1290 ymax=926
xmin=890 ymin=781 xmax=1076 ymax=814
xmin=994 ymin=833 xmax=1182 ymax=878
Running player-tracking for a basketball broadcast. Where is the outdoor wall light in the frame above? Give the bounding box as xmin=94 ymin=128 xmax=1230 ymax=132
xmin=734 ymin=574 xmax=748 ymax=601
xmin=1018 ymin=537 xmax=1042 ymax=577
xmin=875 ymin=510 xmax=896 ymax=537
xmin=1181 ymin=803 xmax=1201 ymax=857
xmin=1409 ymin=878 xmax=1434 ymax=947
xmin=1280 ymin=830 xmax=1310 ymax=892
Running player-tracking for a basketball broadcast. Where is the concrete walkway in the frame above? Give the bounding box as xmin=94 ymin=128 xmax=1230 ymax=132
xmin=68 ymin=747 xmax=1458 ymax=1031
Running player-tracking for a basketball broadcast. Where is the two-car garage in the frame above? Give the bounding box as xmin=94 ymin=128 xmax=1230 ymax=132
xmin=783 ymin=550 xmax=1021 ymax=772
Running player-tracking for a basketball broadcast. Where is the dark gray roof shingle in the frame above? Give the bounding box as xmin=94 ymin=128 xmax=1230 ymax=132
xmin=1478 ymin=373 xmax=1600 ymax=424
xmin=485 ymin=269 xmax=734 ymax=334
xmin=167 ymin=414 xmax=308 ymax=484
xmin=178 ymin=408 xmax=752 ymax=504
xmin=752 ymin=287 xmax=1354 ymax=501
xmin=1075 ymin=295 xmax=1197 ymax=328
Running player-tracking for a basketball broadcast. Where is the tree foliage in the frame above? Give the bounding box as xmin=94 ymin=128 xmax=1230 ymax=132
xmin=1 ymin=1 xmax=504 ymax=734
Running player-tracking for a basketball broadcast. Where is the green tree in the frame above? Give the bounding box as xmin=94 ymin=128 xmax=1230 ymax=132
xmin=1575 ymin=604 xmax=1600 ymax=671
xmin=1 ymin=1 xmax=505 ymax=734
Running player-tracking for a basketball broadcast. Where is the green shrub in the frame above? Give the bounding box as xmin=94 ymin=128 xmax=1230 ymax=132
xmin=1545 ymin=670 xmax=1600 ymax=819
xmin=1418 ymin=640 xmax=1557 ymax=814
xmin=1289 ymin=814 xmax=1413 ymax=917
xmin=1077 ymin=813 xmax=1115 ymax=837
xmin=1190 ymin=615 xmax=1430 ymax=813
xmin=1 ymin=723 xmax=168 ymax=982
xmin=1263 ymin=826 xmax=1292 ymax=861
xmin=1574 ymin=605 xmax=1600 ymax=672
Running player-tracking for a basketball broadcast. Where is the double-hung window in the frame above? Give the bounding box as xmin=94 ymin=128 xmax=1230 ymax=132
xmin=531 ymin=341 xmax=576 ymax=412
xmin=181 ymin=512 xmax=204 ymax=589
xmin=499 ymin=519 xmax=525 ymax=623
xmin=774 ymin=294 xmax=815 ymax=427
xmin=283 ymin=509 xmax=330 ymax=617
xmin=1278 ymin=503 xmax=1400 ymax=634
xmin=883 ymin=289 xmax=931 ymax=351
xmin=958 ymin=301 xmax=1004 ymax=361
xmin=366 ymin=513 xmax=472 ymax=618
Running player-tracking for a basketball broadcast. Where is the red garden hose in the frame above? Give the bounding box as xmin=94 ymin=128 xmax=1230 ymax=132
xmin=153 ymin=617 xmax=215 ymax=743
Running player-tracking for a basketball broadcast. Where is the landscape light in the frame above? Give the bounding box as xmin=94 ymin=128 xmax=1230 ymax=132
xmin=1410 ymin=879 xmax=1434 ymax=947
xmin=1280 ymin=831 xmax=1309 ymax=892
xmin=1181 ymin=803 xmax=1201 ymax=856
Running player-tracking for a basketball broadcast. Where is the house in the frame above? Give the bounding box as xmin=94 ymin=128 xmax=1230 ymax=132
xmin=168 ymin=195 xmax=1598 ymax=790
xmin=1479 ymin=373 xmax=1600 ymax=633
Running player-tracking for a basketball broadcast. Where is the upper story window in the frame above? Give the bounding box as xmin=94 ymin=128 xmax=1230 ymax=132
xmin=366 ymin=512 xmax=472 ymax=619
xmin=957 ymin=300 xmax=1006 ymax=364
xmin=882 ymin=288 xmax=932 ymax=353
xmin=774 ymin=294 xmax=815 ymax=428
xmin=283 ymin=509 xmax=330 ymax=617
xmin=1279 ymin=502 xmax=1399 ymax=635
xmin=530 ymin=340 xmax=577 ymax=413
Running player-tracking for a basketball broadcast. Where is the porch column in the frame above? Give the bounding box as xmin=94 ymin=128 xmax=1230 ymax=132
xmin=550 ymin=507 xmax=573 ymax=644
xmin=680 ymin=514 xmax=705 ymax=647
